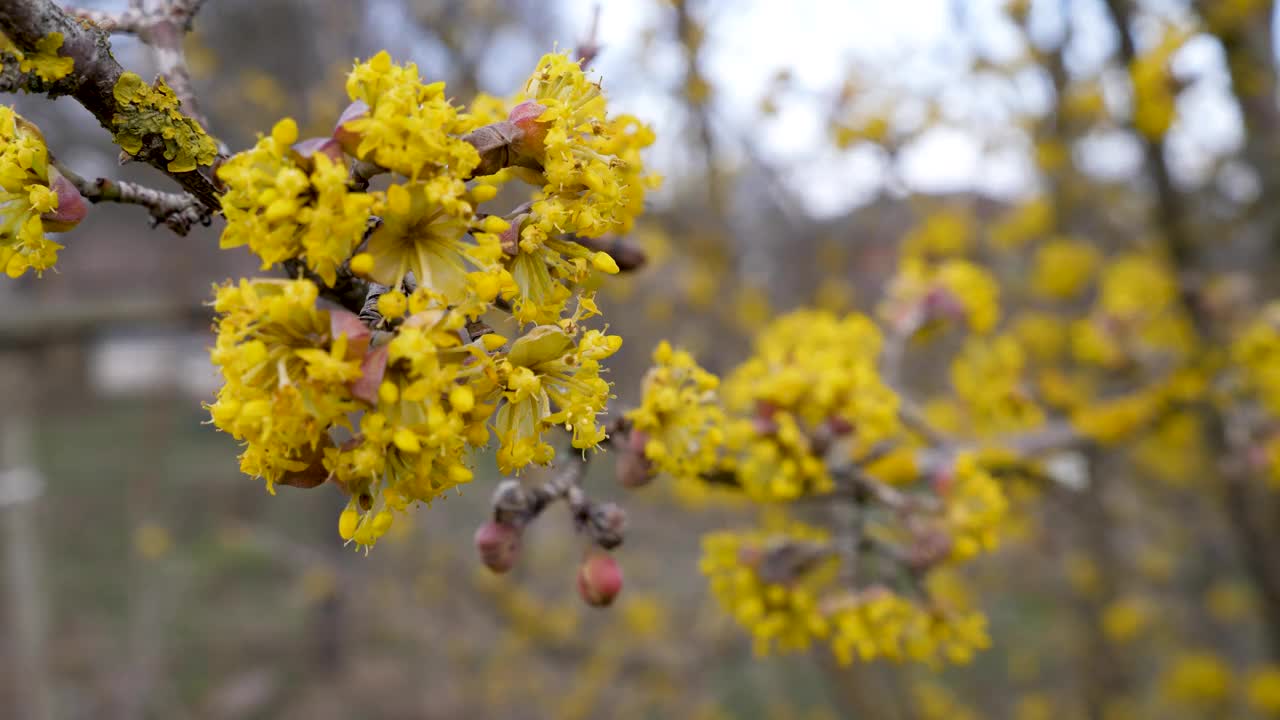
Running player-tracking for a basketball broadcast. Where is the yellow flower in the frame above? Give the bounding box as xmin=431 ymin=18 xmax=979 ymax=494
xmin=988 ymin=197 xmax=1053 ymax=250
xmin=491 ymin=324 xmax=622 ymax=473
xmin=721 ymin=310 xmax=900 ymax=500
xmin=493 ymin=53 xmax=660 ymax=322
xmin=218 ymin=118 xmax=374 ymax=286
xmin=360 ymin=181 xmax=480 ymax=297
xmin=882 ymin=258 xmax=1000 ymax=335
xmin=951 ymin=335 xmax=1043 ymax=435
xmin=344 ymin=51 xmax=479 ymax=189
xmin=513 ymin=53 xmax=658 ymax=238
xmin=1101 ymin=596 xmax=1153 ymax=643
xmin=700 ymin=524 xmax=837 ymax=656
xmin=0 ymin=107 xmax=64 ymax=278
xmin=1247 ymin=666 xmax=1280 ymax=716
xmin=1131 ymin=29 xmax=1186 ymax=140
xmin=1029 ymin=237 xmax=1098 ymax=300
xmin=828 ymin=589 xmax=990 ymax=667
xmin=207 ymin=278 xmax=362 ymax=490
xmin=1233 ymin=302 xmax=1280 ymax=415
xmin=626 ymin=341 xmax=726 ymax=482
xmin=1162 ymin=652 xmax=1232 ymax=706
xmin=902 ymin=208 xmax=974 ymax=261
xmin=942 ymin=453 xmax=1008 ymax=562
xmin=1010 ymin=311 xmax=1067 ymax=363
xmin=324 ymin=306 xmax=492 ymax=549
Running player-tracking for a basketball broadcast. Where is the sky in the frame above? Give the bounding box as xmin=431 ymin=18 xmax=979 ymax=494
xmin=555 ymin=0 xmax=1256 ymax=219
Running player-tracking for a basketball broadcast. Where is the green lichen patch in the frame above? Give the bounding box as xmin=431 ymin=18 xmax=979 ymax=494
xmin=111 ymin=72 xmax=216 ymax=173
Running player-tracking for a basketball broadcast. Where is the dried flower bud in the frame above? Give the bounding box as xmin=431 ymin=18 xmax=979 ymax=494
xmin=40 ymin=168 xmax=88 ymax=232
xmin=474 ymin=520 xmax=522 ymax=574
xmin=491 ymin=479 xmax=530 ymax=526
xmin=586 ymin=502 xmax=628 ymax=549
xmin=906 ymin=527 xmax=954 ymax=572
xmin=577 ymin=552 xmax=623 ymax=607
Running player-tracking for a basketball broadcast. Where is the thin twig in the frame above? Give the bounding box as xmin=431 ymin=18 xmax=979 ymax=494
xmin=52 ymin=159 xmax=211 ymax=235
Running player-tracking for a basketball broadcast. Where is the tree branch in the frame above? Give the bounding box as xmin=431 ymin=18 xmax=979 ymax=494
xmin=52 ymin=158 xmax=211 ymax=234
xmin=0 ymin=0 xmax=221 ymax=209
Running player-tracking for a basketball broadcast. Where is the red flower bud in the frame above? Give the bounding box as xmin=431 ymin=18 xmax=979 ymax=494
xmin=508 ymin=100 xmax=549 ymax=157
xmin=577 ymin=552 xmax=623 ymax=607
xmin=617 ymin=429 xmax=655 ymax=489
xmin=922 ymin=286 xmax=965 ymax=323
xmin=474 ymin=520 xmax=522 ymax=574
xmin=827 ymin=416 xmax=854 ymax=436
xmin=40 ymin=169 xmax=88 ymax=232
xmin=332 ymin=100 xmax=369 ymax=156
xmin=932 ymin=467 xmax=956 ymax=498
xmin=289 ymin=137 xmax=345 ymax=172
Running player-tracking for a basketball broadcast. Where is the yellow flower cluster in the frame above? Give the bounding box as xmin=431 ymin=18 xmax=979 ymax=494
xmin=1232 ymin=303 xmax=1280 ymax=484
xmin=626 ymin=341 xmax=725 ymax=482
xmin=1029 ymin=237 xmax=1098 ymax=300
xmin=207 ymin=279 xmax=360 ymax=490
xmin=207 ymin=49 xmax=653 ymax=548
xmin=941 ymin=452 xmax=1009 ymax=562
xmin=721 ymin=310 xmax=900 ymax=500
xmin=1162 ymin=651 xmax=1232 ymax=706
xmin=828 ymin=589 xmax=990 ymax=667
xmin=218 ymin=118 xmax=375 ymax=286
xmin=1233 ymin=302 xmax=1280 ymax=416
xmin=901 ymin=209 xmax=975 ymax=261
xmin=950 ymin=335 xmax=1044 ymax=435
xmin=344 ymin=51 xmax=479 ymax=197
xmin=0 ymin=107 xmax=63 ymax=277
xmin=327 ymin=299 xmax=491 ymax=548
xmin=491 ymin=322 xmax=623 ymax=473
xmin=358 ymin=180 xmax=497 ymax=298
xmin=499 ymin=52 xmax=661 ymax=323
xmin=988 ymin=197 xmax=1053 ymax=250
xmin=883 ymin=258 xmax=1000 ymax=335
xmin=700 ymin=524 xmax=837 ymax=657
xmin=209 ymin=277 xmax=624 ymax=547
xmin=701 ymin=521 xmax=991 ymax=667
xmin=1131 ymin=29 xmax=1186 ymax=140
xmin=1072 ymin=253 xmax=1195 ymax=368
xmin=516 ymin=52 xmax=659 ymax=239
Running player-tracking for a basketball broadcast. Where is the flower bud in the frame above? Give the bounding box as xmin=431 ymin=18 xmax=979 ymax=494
xmin=922 ymin=286 xmax=966 ymax=323
xmin=40 ymin=168 xmax=88 ymax=232
xmin=906 ymin=527 xmax=954 ymax=572
xmin=289 ymin=137 xmax=345 ymax=172
xmin=332 ymin=100 xmax=369 ymax=156
xmin=617 ymin=429 xmax=655 ymax=489
xmin=577 ymin=552 xmax=623 ymax=607
xmin=508 ymin=100 xmax=550 ymax=156
xmin=587 ymin=502 xmax=628 ymax=550
xmin=932 ymin=466 xmax=956 ymax=498
xmin=474 ymin=520 xmax=522 ymax=574
xmin=826 ymin=415 xmax=854 ymax=436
